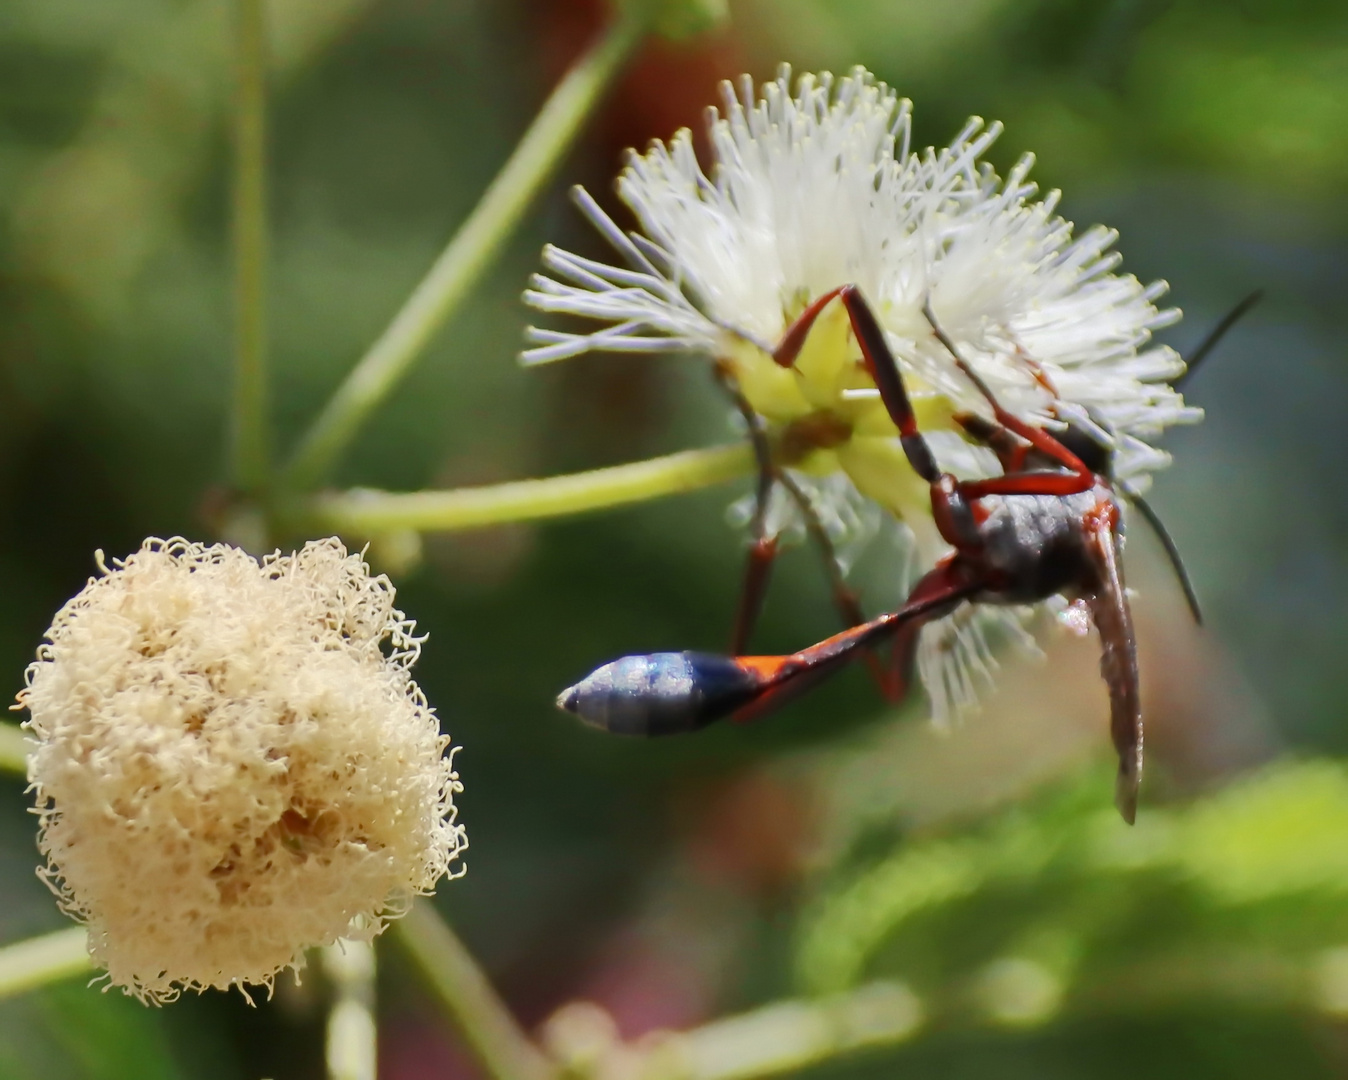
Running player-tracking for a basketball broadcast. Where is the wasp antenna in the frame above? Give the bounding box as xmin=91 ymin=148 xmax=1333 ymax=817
xmin=1175 ymin=289 xmax=1263 ymax=389
xmin=1124 ymin=487 xmax=1202 ymax=625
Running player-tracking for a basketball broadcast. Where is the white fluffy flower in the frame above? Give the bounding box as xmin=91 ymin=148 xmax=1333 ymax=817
xmin=523 ymin=66 xmax=1198 ymax=721
xmin=20 ymin=537 xmax=464 ymax=1002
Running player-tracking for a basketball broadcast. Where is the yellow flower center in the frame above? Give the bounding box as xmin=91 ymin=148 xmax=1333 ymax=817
xmin=722 ymin=294 xmax=964 ymax=555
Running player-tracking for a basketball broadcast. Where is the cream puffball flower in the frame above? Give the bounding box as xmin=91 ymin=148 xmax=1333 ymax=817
xmin=19 ymin=537 xmax=464 ymax=1003
xmin=524 ymin=65 xmax=1200 ymax=723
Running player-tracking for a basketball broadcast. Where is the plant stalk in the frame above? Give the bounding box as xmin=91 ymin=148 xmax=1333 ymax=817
xmin=305 ymin=443 xmax=753 ymax=536
xmin=628 ymin=982 xmax=922 ymax=1080
xmin=282 ymin=8 xmax=647 ymax=491
xmin=0 ymin=723 xmax=30 ymax=778
xmin=0 ymin=928 xmax=92 ymax=1000
xmin=392 ymin=902 xmax=552 ymax=1080
xmin=323 ymin=939 xmax=377 ymax=1080
xmin=230 ymin=0 xmax=270 ymax=495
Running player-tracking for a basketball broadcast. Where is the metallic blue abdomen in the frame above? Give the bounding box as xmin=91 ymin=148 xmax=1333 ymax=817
xmin=557 ymin=652 xmax=760 ymax=735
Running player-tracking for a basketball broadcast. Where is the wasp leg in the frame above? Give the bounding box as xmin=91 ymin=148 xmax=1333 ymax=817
xmin=769 ymin=467 xmax=911 ymax=698
xmin=763 ymin=283 xmax=970 ymax=506
xmin=955 ymin=413 xmax=1031 ymax=474
xmin=716 ymin=344 xmax=888 ymax=692
xmin=715 ymin=365 xmax=782 ymax=655
xmin=716 ymin=364 xmax=875 ymax=660
xmin=921 ymin=299 xmax=1094 ymax=499
xmin=776 ymin=470 xmax=870 ymax=630
xmin=819 ymin=286 xmax=984 ymax=552
xmin=874 ymin=558 xmax=975 ymax=703
xmin=732 ymin=561 xmax=981 ymax=723
xmin=766 ymin=284 xmax=948 ymax=489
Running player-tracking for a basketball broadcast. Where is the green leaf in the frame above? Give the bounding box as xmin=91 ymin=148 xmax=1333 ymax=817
xmin=0 ymin=981 xmax=184 ymax=1080
xmin=797 ymin=759 xmax=1348 ymax=1027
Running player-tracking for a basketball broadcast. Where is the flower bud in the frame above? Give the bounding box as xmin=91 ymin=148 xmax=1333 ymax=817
xmin=653 ymin=0 xmax=729 ymax=40
xmin=617 ymin=0 xmax=730 ymax=40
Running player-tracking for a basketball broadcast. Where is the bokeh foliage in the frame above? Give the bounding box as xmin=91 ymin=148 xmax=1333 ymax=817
xmin=801 ymin=760 xmax=1348 ymax=1000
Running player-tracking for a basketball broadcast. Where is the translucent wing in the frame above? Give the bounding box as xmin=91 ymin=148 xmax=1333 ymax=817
xmin=1085 ymin=513 xmax=1143 ymax=823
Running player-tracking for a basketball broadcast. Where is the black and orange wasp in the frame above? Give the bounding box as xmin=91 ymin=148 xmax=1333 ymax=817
xmin=558 ymin=285 xmax=1258 ymax=823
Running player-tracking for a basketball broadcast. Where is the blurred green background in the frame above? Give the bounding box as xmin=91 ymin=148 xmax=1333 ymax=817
xmin=1 ymin=0 xmax=1347 ymax=1076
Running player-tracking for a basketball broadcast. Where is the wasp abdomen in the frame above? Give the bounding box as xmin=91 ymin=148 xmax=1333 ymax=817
xmin=557 ymin=652 xmax=763 ymax=736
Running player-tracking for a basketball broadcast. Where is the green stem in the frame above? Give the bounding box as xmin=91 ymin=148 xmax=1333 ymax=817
xmin=392 ymin=902 xmax=552 ymax=1080
xmin=323 ymin=939 xmax=377 ymax=1080
xmin=282 ymin=8 xmax=647 ymax=492
xmin=0 ymin=722 xmax=30 ymax=778
xmin=603 ymin=953 xmax=1330 ymax=1080
xmin=0 ymin=928 xmax=92 ymax=1000
xmin=630 ymin=982 xmax=923 ymax=1080
xmin=304 ymin=443 xmax=753 ymax=536
xmin=231 ymin=0 xmax=270 ymax=494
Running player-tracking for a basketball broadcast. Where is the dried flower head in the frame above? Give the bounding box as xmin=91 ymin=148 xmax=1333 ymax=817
xmin=524 ymin=65 xmax=1198 ymax=721
xmin=19 ymin=537 xmax=464 ymax=1002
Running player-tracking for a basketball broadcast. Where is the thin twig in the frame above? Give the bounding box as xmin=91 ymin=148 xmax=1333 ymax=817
xmin=392 ymin=902 xmax=552 ymax=1080
xmin=282 ymin=8 xmax=647 ymax=491
xmin=635 ymin=982 xmax=923 ymax=1080
xmin=304 ymin=443 xmax=753 ymax=536
xmin=0 ymin=722 xmax=30 ymax=778
xmin=323 ymin=939 xmax=377 ymax=1080
xmin=231 ymin=0 xmax=270 ymax=495
xmin=0 ymin=928 xmax=92 ymax=1000
xmin=583 ymin=950 xmax=1337 ymax=1080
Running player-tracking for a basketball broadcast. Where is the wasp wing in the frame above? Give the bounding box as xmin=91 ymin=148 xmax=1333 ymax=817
xmin=1085 ymin=515 xmax=1143 ymax=824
